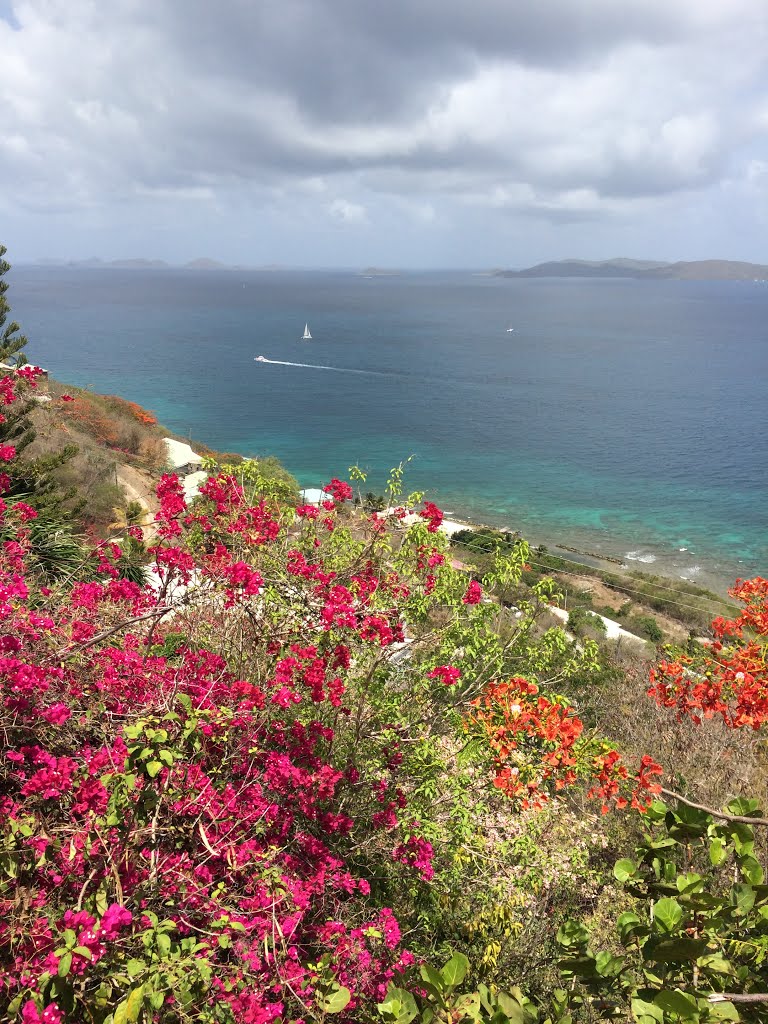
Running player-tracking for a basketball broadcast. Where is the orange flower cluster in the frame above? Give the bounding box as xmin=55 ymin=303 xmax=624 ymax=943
xmin=468 ymin=677 xmax=662 ymax=814
xmin=649 ymin=576 xmax=768 ymax=729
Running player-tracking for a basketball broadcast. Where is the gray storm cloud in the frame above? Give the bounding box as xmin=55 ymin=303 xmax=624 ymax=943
xmin=0 ymin=0 xmax=766 ymax=262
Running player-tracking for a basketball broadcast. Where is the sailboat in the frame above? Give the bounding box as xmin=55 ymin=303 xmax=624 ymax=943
xmin=301 ymin=323 xmax=312 ymax=340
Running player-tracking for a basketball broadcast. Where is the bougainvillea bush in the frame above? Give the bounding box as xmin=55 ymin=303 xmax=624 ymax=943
xmin=0 ymin=436 xmax=636 ymax=1022
xmin=2 ymin=348 xmax=768 ymax=1023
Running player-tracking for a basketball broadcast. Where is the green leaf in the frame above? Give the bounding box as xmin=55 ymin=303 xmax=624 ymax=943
xmin=556 ymin=921 xmax=590 ymax=948
xmin=697 ymin=954 xmax=734 ymax=976
xmin=709 ymin=838 xmax=727 ymax=867
xmin=726 ymin=797 xmax=761 ymax=817
xmin=654 ymin=989 xmax=699 ymax=1018
xmin=377 ymin=986 xmax=418 ymax=1024
xmin=145 ymin=760 xmax=163 ymax=778
xmin=318 ymin=985 xmax=351 ymax=1014
xmin=615 ymin=859 xmax=638 ymax=882
xmin=440 ymin=951 xmax=469 ymax=988
xmin=708 ymin=1001 xmax=739 ymax=1021
xmin=156 ymin=931 xmax=171 ymax=955
xmin=731 ymin=883 xmax=756 ymax=916
xmin=496 ymin=991 xmax=525 ymax=1024
xmin=57 ymin=952 xmax=72 ymax=977
xmin=676 ymin=873 xmax=704 ymax=895
xmin=72 ymin=945 xmax=92 ymax=959
xmin=644 ymin=937 xmax=708 ymax=963
xmin=595 ymin=951 xmax=625 ymax=978
xmin=421 ymin=962 xmax=444 ymax=995
xmin=653 ymin=898 xmax=683 ymax=934
xmin=113 ymin=1002 xmax=129 ymax=1024
xmin=126 ymin=959 xmax=145 ymax=978
xmin=631 ymin=996 xmax=664 ymax=1024
xmin=158 ymin=749 xmax=174 ymax=766
xmin=618 ymin=912 xmax=646 ymax=944
xmin=125 ymin=985 xmax=145 ymax=1022
xmin=739 ymin=855 xmax=764 ymax=885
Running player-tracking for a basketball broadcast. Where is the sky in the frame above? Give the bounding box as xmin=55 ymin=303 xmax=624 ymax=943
xmin=1 ymin=0 xmax=767 ymax=268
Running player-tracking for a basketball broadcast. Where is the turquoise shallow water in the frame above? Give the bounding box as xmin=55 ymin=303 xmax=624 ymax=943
xmin=10 ymin=266 xmax=768 ymax=593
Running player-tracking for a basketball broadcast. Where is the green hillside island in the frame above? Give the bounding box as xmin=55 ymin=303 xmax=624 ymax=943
xmin=497 ymin=258 xmax=768 ymax=281
xmin=2 ymin=243 xmax=768 ymax=1024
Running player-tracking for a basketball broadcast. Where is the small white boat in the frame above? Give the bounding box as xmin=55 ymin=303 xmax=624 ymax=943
xmin=255 ymin=355 xmax=267 ymax=362
xmin=302 ymin=323 xmax=312 ymax=340
xmin=506 ymin=326 xmax=515 ymax=333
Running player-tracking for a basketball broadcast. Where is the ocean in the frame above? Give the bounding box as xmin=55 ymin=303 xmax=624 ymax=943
xmin=9 ymin=266 xmax=768 ymax=592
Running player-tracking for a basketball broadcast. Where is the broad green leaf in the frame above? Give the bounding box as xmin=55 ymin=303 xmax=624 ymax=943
xmin=595 ymin=951 xmax=624 ymax=977
xmin=496 ymin=991 xmax=525 ymax=1024
xmin=113 ymin=1000 xmax=129 ymax=1024
xmin=654 ymin=989 xmax=699 ymax=1018
xmin=644 ymin=937 xmax=708 ymax=963
xmin=676 ymin=873 xmax=704 ymax=895
xmin=709 ymin=838 xmax=727 ymax=867
xmin=125 ymin=985 xmax=144 ymax=1022
xmin=697 ymin=954 xmax=734 ymax=976
xmin=731 ymin=883 xmax=756 ymax=916
xmin=420 ymin=963 xmax=445 ymax=993
xmin=556 ymin=921 xmax=590 ymax=947
xmin=156 ymin=931 xmax=171 ymax=955
xmin=631 ymin=996 xmax=664 ymax=1024
xmin=57 ymin=952 xmax=72 ymax=977
xmin=618 ymin=912 xmax=646 ymax=944
xmin=126 ymin=959 xmax=145 ymax=978
xmin=453 ymin=993 xmax=481 ymax=1020
xmin=318 ymin=985 xmax=351 ymax=1014
xmin=739 ymin=855 xmax=764 ymax=885
xmin=653 ymin=898 xmax=683 ymax=934
xmin=377 ymin=986 xmax=418 ymax=1024
xmin=726 ymin=797 xmax=761 ymax=817
xmin=615 ymin=859 xmax=638 ymax=882
xmin=440 ymin=951 xmax=469 ymax=988
xmin=708 ymin=1001 xmax=739 ymax=1021
xmin=145 ymin=760 xmax=163 ymax=778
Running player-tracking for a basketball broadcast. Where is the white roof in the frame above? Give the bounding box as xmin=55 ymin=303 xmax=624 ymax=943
xmin=300 ymin=488 xmax=329 ymax=505
xmin=182 ymin=470 xmax=208 ymax=500
xmin=164 ymin=437 xmax=203 ymax=470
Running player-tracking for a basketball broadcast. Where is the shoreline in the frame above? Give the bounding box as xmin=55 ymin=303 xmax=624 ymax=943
xmin=419 ymin=510 xmax=740 ymax=601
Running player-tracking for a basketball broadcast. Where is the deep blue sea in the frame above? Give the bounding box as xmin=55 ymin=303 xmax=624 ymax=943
xmin=9 ymin=266 xmax=768 ymax=592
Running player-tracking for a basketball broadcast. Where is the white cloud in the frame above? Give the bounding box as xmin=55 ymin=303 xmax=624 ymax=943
xmin=328 ymin=198 xmax=368 ymax=224
xmin=1 ymin=0 xmax=767 ymax=262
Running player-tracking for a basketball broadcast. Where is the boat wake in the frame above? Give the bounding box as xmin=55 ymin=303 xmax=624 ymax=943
xmin=255 ymin=356 xmax=392 ymax=377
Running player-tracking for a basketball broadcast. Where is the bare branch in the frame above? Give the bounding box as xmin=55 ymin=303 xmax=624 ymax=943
xmin=660 ymin=787 xmax=768 ymax=827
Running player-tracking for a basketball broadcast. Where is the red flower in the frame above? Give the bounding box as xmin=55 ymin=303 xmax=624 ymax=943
xmin=323 ymin=478 xmax=353 ymax=503
xmin=462 ymin=580 xmax=483 ymax=605
xmin=419 ymin=501 xmax=443 ymax=533
xmin=60 ymin=394 xmax=75 ymax=402
xmin=427 ymin=665 xmax=461 ymax=686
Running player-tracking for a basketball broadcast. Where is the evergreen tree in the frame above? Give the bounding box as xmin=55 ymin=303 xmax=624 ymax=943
xmin=0 ymin=245 xmax=84 ymax=576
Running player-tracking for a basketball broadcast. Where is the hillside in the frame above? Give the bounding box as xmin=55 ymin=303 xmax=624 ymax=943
xmin=498 ymin=257 xmax=768 ymax=280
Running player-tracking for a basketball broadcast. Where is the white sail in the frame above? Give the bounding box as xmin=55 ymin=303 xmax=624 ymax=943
xmin=302 ymin=323 xmax=312 ymax=340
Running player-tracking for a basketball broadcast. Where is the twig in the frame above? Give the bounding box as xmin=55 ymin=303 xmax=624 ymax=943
xmin=660 ymin=787 xmax=768 ymax=827
xmin=708 ymin=993 xmax=768 ymax=1004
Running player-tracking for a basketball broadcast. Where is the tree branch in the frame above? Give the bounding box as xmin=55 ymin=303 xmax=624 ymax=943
xmin=660 ymin=787 xmax=768 ymax=827
xmin=708 ymin=993 xmax=768 ymax=1004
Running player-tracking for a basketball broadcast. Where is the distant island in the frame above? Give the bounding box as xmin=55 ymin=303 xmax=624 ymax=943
xmin=497 ymin=258 xmax=768 ymax=281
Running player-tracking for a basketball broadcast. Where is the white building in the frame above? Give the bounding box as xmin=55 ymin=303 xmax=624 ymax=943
xmin=164 ymin=437 xmax=203 ymax=476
